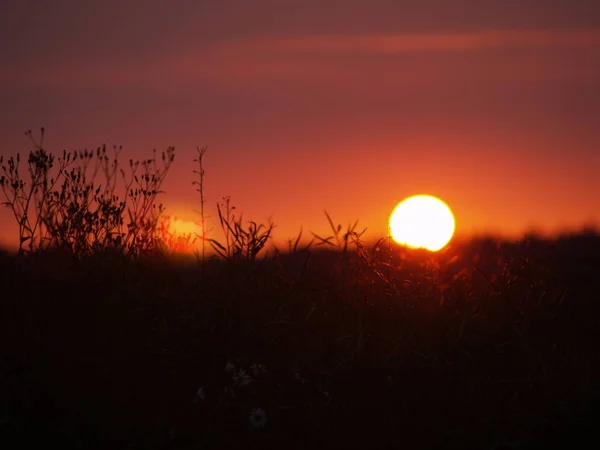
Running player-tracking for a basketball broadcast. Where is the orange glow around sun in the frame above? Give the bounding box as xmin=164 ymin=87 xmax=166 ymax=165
xmin=389 ymin=195 xmax=456 ymax=251
xmin=158 ymin=215 xmax=201 ymax=253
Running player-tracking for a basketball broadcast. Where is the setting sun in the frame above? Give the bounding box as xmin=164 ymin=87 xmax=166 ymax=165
xmin=158 ymin=215 xmax=201 ymax=253
xmin=389 ymin=195 xmax=455 ymax=251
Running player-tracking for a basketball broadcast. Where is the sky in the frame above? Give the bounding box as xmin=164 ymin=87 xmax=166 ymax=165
xmin=1 ymin=0 xmax=599 ymax=249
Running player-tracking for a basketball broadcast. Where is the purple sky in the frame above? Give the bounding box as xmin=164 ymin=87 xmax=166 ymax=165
xmin=1 ymin=0 xmax=599 ymax=248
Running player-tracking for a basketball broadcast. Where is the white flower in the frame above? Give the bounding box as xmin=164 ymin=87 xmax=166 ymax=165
xmin=250 ymin=363 xmax=267 ymax=378
xmin=293 ymin=372 xmax=307 ymax=384
xmin=249 ymin=407 xmax=267 ymax=428
xmin=232 ymin=369 xmax=251 ymax=387
xmin=197 ymin=387 xmax=205 ymax=400
xmin=225 ymin=362 xmax=235 ymax=373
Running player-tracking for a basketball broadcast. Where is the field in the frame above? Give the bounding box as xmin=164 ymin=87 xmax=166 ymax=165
xmin=1 ymin=137 xmax=599 ymax=449
xmin=1 ymin=230 xmax=599 ymax=450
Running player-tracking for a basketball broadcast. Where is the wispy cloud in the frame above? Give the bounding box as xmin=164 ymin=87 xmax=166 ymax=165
xmin=166 ymin=28 xmax=600 ymax=85
xmin=1 ymin=29 xmax=598 ymax=89
xmin=210 ymin=28 xmax=600 ymax=55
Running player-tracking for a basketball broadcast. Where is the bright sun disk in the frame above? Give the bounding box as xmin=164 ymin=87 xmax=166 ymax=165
xmin=389 ymin=194 xmax=455 ymax=252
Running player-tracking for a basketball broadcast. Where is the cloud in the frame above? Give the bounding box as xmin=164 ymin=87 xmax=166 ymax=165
xmin=165 ymin=28 xmax=600 ymax=85
xmin=1 ymin=29 xmax=598 ymax=90
xmin=209 ymin=28 xmax=600 ymax=55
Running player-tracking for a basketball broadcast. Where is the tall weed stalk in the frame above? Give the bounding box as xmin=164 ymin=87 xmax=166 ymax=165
xmin=0 ymin=128 xmax=175 ymax=258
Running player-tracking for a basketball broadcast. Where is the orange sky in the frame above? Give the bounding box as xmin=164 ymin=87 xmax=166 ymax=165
xmin=1 ymin=1 xmax=599 ymax=250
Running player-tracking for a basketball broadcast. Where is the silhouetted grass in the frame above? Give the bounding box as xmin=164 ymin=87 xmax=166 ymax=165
xmin=1 ymin=232 xmax=600 ymax=450
xmin=1 ymin=130 xmax=599 ymax=449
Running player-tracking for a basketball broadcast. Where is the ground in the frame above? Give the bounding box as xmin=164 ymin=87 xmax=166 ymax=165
xmin=1 ymin=233 xmax=599 ymax=449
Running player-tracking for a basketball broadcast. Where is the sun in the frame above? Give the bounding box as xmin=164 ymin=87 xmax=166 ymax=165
xmin=158 ymin=215 xmax=201 ymax=253
xmin=389 ymin=194 xmax=455 ymax=252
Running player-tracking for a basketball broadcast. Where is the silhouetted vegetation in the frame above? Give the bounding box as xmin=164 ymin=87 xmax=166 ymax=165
xmin=1 ymin=130 xmax=599 ymax=449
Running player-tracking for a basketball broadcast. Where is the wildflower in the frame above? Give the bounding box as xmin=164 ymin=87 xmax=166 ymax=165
xmin=250 ymin=363 xmax=267 ymax=378
xmin=225 ymin=362 xmax=235 ymax=373
xmin=293 ymin=372 xmax=307 ymax=384
xmin=249 ymin=408 xmax=267 ymax=428
xmin=197 ymin=387 xmax=205 ymax=400
xmin=232 ymin=369 xmax=251 ymax=387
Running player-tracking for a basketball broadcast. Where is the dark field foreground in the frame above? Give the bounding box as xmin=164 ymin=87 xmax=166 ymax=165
xmin=1 ymin=233 xmax=599 ymax=450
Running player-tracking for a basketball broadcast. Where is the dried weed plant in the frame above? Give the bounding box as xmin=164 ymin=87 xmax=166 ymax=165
xmin=0 ymin=127 xmax=175 ymax=258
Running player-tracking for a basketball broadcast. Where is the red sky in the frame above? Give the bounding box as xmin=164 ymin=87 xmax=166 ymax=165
xmin=1 ymin=0 xmax=599 ymax=249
